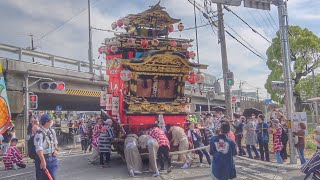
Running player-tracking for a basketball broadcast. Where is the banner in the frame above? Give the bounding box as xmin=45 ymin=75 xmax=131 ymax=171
xmin=105 ymin=94 xmax=113 ymax=110
xmin=100 ymin=91 xmax=108 ymax=106
xmin=291 ymin=112 xmax=308 ymax=135
xmin=112 ymin=97 xmax=120 ymax=115
xmin=0 ymin=64 xmax=11 ymax=134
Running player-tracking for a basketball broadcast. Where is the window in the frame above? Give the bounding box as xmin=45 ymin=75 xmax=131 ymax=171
xmin=136 ymin=79 xmax=152 ymax=97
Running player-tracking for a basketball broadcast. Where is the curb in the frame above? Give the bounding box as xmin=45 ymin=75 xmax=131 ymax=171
xmin=235 ymin=155 xmax=301 ymax=170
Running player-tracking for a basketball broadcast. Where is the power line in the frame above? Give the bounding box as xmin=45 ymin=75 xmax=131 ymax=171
xmin=256 ymin=10 xmax=276 ymax=35
xmin=36 ymin=0 xmax=103 ymax=42
xmin=224 ymin=23 xmax=266 ymax=59
xmin=267 ymin=11 xmax=278 ymax=29
xmin=224 ymin=6 xmax=271 ymax=43
xmin=191 ymin=0 xmax=268 ymax=62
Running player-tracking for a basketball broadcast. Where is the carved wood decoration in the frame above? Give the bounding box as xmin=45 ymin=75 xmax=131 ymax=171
xmin=136 ymin=79 xmax=152 ymax=97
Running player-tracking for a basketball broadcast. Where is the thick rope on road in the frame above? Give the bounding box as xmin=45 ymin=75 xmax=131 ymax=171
xmin=140 ymin=145 xmax=210 ymax=156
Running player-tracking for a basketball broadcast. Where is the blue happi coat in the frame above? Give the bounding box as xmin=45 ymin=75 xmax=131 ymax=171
xmin=210 ymin=134 xmax=237 ymax=180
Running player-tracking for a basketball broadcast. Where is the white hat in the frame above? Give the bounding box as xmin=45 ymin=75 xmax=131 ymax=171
xmin=105 ymin=119 xmax=113 ymax=124
xmin=316 ymin=126 xmax=320 ymax=132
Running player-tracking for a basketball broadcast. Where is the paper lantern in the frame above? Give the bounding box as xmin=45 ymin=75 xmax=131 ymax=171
xmin=195 ymin=73 xmax=205 ymax=84
xmin=123 ymin=18 xmax=130 ymax=26
xmin=189 ymin=51 xmax=196 ymax=59
xmin=127 ymin=38 xmax=135 ymax=45
xmin=105 ymin=46 xmax=111 ymax=54
xmin=98 ymin=46 xmax=106 ymax=54
xmin=141 ymin=39 xmax=149 ymax=48
xmin=187 ymin=72 xmax=196 ymax=84
xmin=117 ymin=19 xmax=123 ymax=27
xmin=110 ymin=46 xmax=118 ymax=53
xmin=168 ymin=24 xmax=174 ymax=32
xmin=111 ymin=22 xmax=117 ymax=30
xmin=178 ymin=23 xmax=185 ymax=31
xmin=152 ymin=39 xmax=159 ymax=46
xmin=181 ymin=43 xmax=189 ymax=50
xmin=170 ymin=40 xmax=177 ymax=47
xmin=120 ymin=70 xmax=133 ymax=81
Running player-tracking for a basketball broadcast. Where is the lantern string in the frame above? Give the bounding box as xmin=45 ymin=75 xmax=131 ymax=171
xmin=193 ymin=0 xmax=200 ymax=71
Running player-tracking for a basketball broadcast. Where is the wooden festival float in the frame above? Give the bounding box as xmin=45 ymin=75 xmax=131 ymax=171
xmin=98 ymin=3 xmax=208 ymax=152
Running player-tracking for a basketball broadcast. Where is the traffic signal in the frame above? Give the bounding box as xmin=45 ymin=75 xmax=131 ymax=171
xmin=29 ymin=95 xmax=38 ymax=110
xmin=226 ymin=71 xmax=234 ymax=86
xmin=40 ymin=82 xmax=65 ymax=91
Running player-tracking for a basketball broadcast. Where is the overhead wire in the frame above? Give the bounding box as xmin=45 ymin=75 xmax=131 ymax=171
xmin=256 ymin=10 xmax=276 ymax=35
xmin=224 ymin=6 xmax=271 ymax=44
xmin=267 ymin=11 xmax=278 ymax=29
xmin=192 ymin=1 xmax=268 ymax=62
xmin=35 ymin=0 xmax=104 ymax=42
xmin=264 ymin=11 xmax=278 ymax=31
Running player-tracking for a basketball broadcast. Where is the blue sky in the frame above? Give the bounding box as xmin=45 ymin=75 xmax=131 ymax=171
xmin=0 ymin=0 xmax=319 ymax=99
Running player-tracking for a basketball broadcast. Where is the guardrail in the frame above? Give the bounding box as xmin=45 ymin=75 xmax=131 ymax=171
xmin=0 ymin=43 xmax=106 ymax=77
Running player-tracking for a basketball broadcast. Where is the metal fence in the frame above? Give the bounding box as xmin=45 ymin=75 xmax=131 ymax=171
xmin=0 ymin=43 xmax=107 ymax=77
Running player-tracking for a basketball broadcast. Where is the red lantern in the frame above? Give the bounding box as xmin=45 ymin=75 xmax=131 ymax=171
xmin=189 ymin=51 xmax=196 ymax=59
xmin=127 ymin=38 xmax=135 ymax=45
xmin=111 ymin=22 xmax=117 ymax=30
xmin=181 ymin=43 xmax=189 ymax=50
xmin=170 ymin=40 xmax=177 ymax=47
xmin=195 ymin=73 xmax=205 ymax=84
xmin=141 ymin=39 xmax=149 ymax=48
xmin=178 ymin=23 xmax=185 ymax=31
xmin=168 ymin=24 xmax=174 ymax=32
xmin=152 ymin=39 xmax=159 ymax=46
xmin=187 ymin=72 xmax=196 ymax=84
xmin=117 ymin=19 xmax=123 ymax=27
xmin=123 ymin=18 xmax=130 ymax=26
xmin=110 ymin=46 xmax=118 ymax=53
xmin=98 ymin=46 xmax=106 ymax=54
xmin=105 ymin=46 xmax=111 ymax=54
xmin=120 ymin=70 xmax=133 ymax=81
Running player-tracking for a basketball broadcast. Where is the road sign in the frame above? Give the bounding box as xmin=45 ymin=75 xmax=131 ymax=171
xmin=100 ymin=91 xmax=108 ymax=106
xmin=206 ymin=90 xmax=215 ymax=101
xmin=244 ymin=0 xmax=271 ymax=10
xmin=264 ymin=99 xmax=272 ymax=103
xmin=271 ymin=81 xmax=285 ymax=92
xmin=232 ymin=95 xmax=237 ymax=104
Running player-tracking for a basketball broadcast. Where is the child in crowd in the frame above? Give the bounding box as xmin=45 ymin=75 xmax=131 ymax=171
xmin=2 ymin=138 xmax=26 ymax=170
xmin=98 ymin=119 xmax=115 ymax=168
xmin=313 ymin=126 xmax=320 ymax=150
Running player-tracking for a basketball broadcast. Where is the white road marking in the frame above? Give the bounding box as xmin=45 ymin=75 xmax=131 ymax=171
xmin=0 ymin=171 xmax=34 ymax=179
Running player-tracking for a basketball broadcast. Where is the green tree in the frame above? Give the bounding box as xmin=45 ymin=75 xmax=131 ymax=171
xmin=265 ymin=26 xmax=320 ymax=111
xmin=295 ymin=74 xmax=320 ymax=99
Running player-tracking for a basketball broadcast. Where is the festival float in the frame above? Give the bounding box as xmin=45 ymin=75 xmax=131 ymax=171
xmin=98 ymin=3 xmax=207 ymax=144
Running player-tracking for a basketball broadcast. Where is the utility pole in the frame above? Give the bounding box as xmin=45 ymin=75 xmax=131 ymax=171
xmin=88 ymin=0 xmax=93 ymax=74
xmin=24 ymin=75 xmax=29 ymax=153
xmin=217 ymin=3 xmax=232 ymax=120
xmin=312 ymin=68 xmax=319 ymax=124
xmin=277 ymin=0 xmax=296 ymax=164
xmin=29 ymin=34 xmax=35 ymax=62
xmin=256 ymin=88 xmax=259 ymax=101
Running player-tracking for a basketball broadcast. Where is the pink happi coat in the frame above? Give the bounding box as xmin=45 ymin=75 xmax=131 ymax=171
xmin=272 ymin=127 xmax=283 ymax=152
xmin=91 ymin=124 xmax=101 ymax=150
xmin=2 ymin=145 xmax=24 ymax=169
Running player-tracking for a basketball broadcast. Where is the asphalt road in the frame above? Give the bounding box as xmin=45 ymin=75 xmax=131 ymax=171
xmin=0 ymin=150 xmax=307 ymax=180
